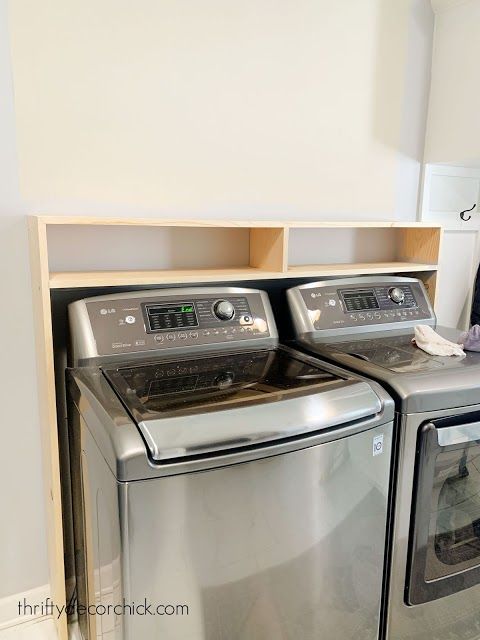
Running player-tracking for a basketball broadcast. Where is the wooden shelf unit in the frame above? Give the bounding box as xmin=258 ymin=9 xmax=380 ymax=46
xmin=43 ymin=217 xmax=441 ymax=289
xmin=286 ymin=223 xmax=441 ymax=274
xmin=28 ymin=215 xmax=442 ymax=640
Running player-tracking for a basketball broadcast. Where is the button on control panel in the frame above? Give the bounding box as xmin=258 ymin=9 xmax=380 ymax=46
xmin=79 ymin=288 xmax=274 ymax=358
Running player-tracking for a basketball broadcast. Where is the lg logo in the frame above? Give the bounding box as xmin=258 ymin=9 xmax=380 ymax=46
xmin=373 ymin=434 xmax=384 ymax=456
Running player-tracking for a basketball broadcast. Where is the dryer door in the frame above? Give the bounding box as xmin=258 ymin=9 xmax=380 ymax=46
xmin=407 ymin=412 xmax=480 ymax=604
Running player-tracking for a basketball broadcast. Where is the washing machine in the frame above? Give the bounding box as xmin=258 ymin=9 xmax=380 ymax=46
xmin=287 ymin=276 xmax=480 ymax=640
xmin=66 ymin=286 xmax=394 ymax=640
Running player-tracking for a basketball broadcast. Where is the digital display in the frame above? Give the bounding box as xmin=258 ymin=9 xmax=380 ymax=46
xmin=145 ymin=302 xmax=198 ymax=332
xmin=340 ymin=289 xmax=379 ymax=312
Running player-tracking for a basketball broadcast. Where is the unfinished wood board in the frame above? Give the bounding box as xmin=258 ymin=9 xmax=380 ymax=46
xmin=49 ymin=267 xmax=283 ymax=289
xmin=49 ymin=263 xmax=439 ymax=289
xmin=28 ymin=218 xmax=67 ymax=640
xmin=287 ymin=221 xmax=442 ymax=229
xmin=249 ymin=227 xmax=288 ymax=272
xmin=414 ymin=271 xmax=438 ymax=307
xmin=38 ymin=216 xmax=286 ymax=228
xmin=38 ymin=216 xmax=441 ymax=229
xmin=287 ymin=262 xmax=438 ymax=277
xmin=397 ymin=227 xmax=442 ymax=264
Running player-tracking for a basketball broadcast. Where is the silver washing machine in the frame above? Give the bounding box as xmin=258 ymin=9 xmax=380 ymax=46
xmin=66 ymin=286 xmax=394 ymax=640
xmin=287 ymin=276 xmax=480 ymax=640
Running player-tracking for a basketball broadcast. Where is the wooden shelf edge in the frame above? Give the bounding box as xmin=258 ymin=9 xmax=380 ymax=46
xmin=32 ymin=215 xmax=286 ymax=228
xmin=49 ymin=268 xmax=283 ymax=288
xmin=49 ymin=263 xmax=439 ymax=289
xmin=28 ymin=218 xmax=68 ymax=639
xmin=31 ymin=214 xmax=442 ymax=230
xmin=286 ymin=221 xmax=442 ymax=229
xmin=287 ymin=262 xmax=438 ymax=276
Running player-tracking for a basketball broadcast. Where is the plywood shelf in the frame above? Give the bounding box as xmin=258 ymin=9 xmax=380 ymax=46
xmin=33 ymin=215 xmax=441 ymax=229
xmin=40 ymin=216 xmax=287 ymax=228
xmin=287 ymin=221 xmax=441 ymax=229
xmin=50 ymin=262 xmax=439 ymax=289
xmin=287 ymin=262 xmax=439 ymax=277
xmin=49 ymin=267 xmax=282 ymax=289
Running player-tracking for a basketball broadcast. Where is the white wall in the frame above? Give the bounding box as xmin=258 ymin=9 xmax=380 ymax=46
xmin=8 ymin=0 xmax=433 ymax=220
xmin=0 ymin=0 xmax=48 ymax=603
xmin=0 ymin=0 xmax=434 ymax=606
xmin=435 ymin=231 xmax=479 ymax=329
xmin=420 ymin=0 xmax=480 ymax=328
xmin=424 ymin=0 xmax=480 ymax=165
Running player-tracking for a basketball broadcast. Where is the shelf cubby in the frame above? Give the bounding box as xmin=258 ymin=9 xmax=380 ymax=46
xmin=286 ymin=223 xmax=441 ymax=284
xmin=46 ymin=220 xmax=287 ymax=287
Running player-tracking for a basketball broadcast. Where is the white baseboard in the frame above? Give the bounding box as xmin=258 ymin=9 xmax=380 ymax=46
xmin=0 ymin=584 xmax=51 ymax=631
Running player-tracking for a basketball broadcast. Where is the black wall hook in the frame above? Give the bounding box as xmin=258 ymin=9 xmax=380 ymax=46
xmin=460 ymin=203 xmax=477 ymax=221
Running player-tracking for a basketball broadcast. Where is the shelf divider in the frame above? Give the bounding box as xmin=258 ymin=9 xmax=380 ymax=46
xmin=397 ymin=227 xmax=442 ymax=264
xmin=249 ymin=227 xmax=288 ymax=272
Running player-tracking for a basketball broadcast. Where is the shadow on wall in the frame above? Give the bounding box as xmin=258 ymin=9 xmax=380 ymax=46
xmin=46 ymin=225 xmax=251 ymax=272
xmin=372 ymin=0 xmax=433 ymax=159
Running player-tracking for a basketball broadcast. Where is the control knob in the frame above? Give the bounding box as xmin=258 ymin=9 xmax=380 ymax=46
xmin=388 ymin=287 xmax=405 ymax=304
xmin=213 ymin=299 xmax=235 ymax=321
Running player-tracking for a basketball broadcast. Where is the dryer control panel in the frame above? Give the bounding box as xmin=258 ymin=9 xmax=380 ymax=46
xmin=287 ymin=277 xmax=436 ymax=338
xmin=69 ymin=287 xmax=277 ymax=363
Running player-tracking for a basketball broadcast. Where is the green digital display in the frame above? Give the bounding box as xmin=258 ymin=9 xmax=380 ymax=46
xmin=145 ymin=301 xmax=198 ymax=332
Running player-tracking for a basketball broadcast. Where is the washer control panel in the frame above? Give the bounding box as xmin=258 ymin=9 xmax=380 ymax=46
xmin=287 ymin=277 xmax=435 ymax=337
xmin=337 ymin=284 xmax=418 ymax=315
xmin=70 ymin=287 xmax=276 ymax=361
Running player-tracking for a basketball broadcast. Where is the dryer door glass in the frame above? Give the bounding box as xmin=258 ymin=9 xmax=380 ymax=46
xmin=407 ymin=413 xmax=480 ymax=604
xmin=431 ymin=448 xmax=480 ymax=575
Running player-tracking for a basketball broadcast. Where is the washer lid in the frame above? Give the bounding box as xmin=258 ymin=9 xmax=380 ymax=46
xmin=103 ymin=348 xmax=383 ymax=460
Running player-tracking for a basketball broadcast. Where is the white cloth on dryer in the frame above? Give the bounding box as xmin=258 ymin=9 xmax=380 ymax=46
xmin=412 ymin=325 xmax=465 ymax=357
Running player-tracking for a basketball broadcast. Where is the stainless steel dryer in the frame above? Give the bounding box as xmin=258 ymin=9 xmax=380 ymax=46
xmin=287 ymin=276 xmax=480 ymax=640
xmin=66 ymin=286 xmax=394 ymax=640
